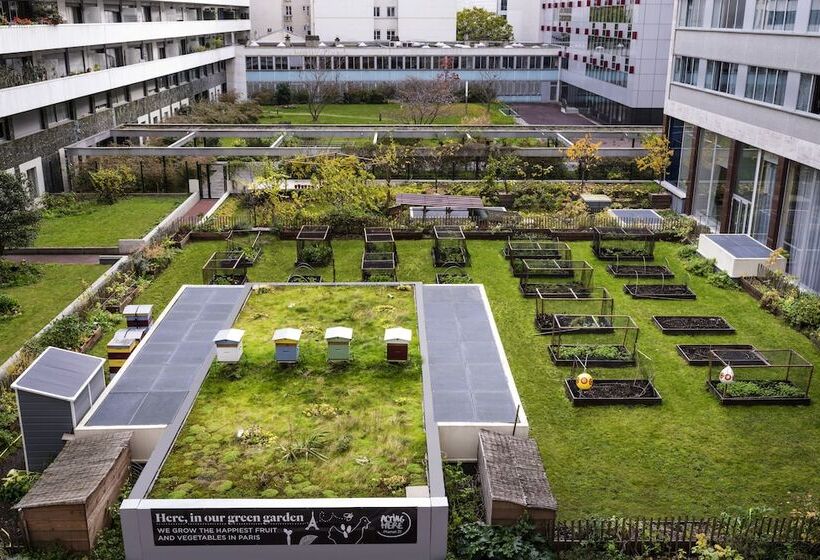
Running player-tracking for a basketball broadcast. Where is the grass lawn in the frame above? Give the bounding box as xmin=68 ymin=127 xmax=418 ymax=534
xmin=34 ymin=196 xmax=186 ymax=247
xmin=94 ymin=238 xmax=819 ymax=516
xmin=0 ymin=264 xmax=108 ymax=365
xmin=259 ymin=103 xmax=515 ymax=125
xmin=150 ymin=285 xmax=426 ymax=499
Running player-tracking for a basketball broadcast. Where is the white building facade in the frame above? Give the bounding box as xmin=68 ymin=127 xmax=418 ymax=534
xmin=0 ymin=0 xmax=250 ymax=194
xmin=664 ymin=0 xmax=820 ymax=292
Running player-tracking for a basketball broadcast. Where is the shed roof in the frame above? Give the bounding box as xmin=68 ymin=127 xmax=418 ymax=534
xmin=11 ymin=347 xmax=104 ymax=402
xmin=213 ymin=328 xmax=245 ymax=344
xmin=123 ymin=304 xmax=153 ymax=317
xmin=113 ymin=327 xmax=148 ymax=341
xmin=273 ymin=328 xmax=302 ymax=342
xmin=325 ymin=326 xmax=353 ymax=341
xmin=16 ymin=432 xmax=131 ymax=509
xmin=478 ymin=430 xmax=557 ymax=511
xmin=384 ymin=327 xmax=412 ymax=342
xmin=395 ymin=194 xmax=484 ymax=209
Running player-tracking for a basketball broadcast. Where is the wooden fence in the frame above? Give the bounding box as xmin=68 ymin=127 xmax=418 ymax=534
xmin=548 ymin=516 xmax=818 ymax=554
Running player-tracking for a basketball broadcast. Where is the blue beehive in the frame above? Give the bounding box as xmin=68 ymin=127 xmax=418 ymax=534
xmin=272 ymin=328 xmax=302 ymax=364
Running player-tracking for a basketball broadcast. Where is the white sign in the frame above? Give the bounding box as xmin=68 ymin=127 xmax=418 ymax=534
xmin=719 ymin=365 xmax=735 ymax=384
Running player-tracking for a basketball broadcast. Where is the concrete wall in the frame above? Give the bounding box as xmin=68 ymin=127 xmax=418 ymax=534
xmin=398 ymin=0 xmax=457 ymax=42
xmin=501 ymin=0 xmax=542 ymax=43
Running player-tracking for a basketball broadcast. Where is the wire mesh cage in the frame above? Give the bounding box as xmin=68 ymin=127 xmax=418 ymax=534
xmin=592 ymin=227 xmax=656 ymax=261
xmin=549 ymin=314 xmax=639 ymax=366
xmin=519 ymin=260 xmax=594 ymax=297
xmin=364 ymin=227 xmax=398 ymax=264
xmin=435 ymin=265 xmax=474 ymax=285
xmin=504 ymin=238 xmax=571 ymax=260
xmin=226 ymin=230 xmax=263 ymax=266
xmin=566 ymin=351 xmax=661 ymax=406
xmin=361 ymin=252 xmax=397 ymax=282
xmin=432 ymin=225 xmax=470 ymax=267
xmin=202 ymin=251 xmax=248 ymax=285
xmin=296 ymin=225 xmax=333 ymax=267
xmin=535 ymin=287 xmax=614 ymax=333
xmin=287 ymin=263 xmax=323 ymax=283
xmin=707 ymin=349 xmax=813 ymax=405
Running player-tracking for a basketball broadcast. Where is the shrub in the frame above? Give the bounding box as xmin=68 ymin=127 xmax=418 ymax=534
xmin=41 ymin=193 xmax=91 ymax=218
xmin=35 ymin=315 xmax=90 ymax=352
xmin=781 ymin=293 xmax=820 ymax=332
xmin=0 ymin=259 xmax=42 ymax=288
xmin=299 ymin=244 xmax=333 ymax=266
xmin=678 ymin=244 xmax=699 ymax=260
xmin=0 ymin=469 xmax=39 ymax=504
xmin=0 ymin=294 xmax=20 ymax=318
xmin=0 ymin=390 xmax=20 ymax=449
xmin=89 ymin=165 xmax=136 ymax=204
xmin=684 ymin=256 xmax=716 ymax=277
xmin=759 ymin=290 xmax=783 ymax=314
xmin=707 ymin=271 xmax=738 ymax=290
xmin=454 ymin=520 xmax=555 ymax=560
xmin=721 ymin=381 xmax=806 ymax=398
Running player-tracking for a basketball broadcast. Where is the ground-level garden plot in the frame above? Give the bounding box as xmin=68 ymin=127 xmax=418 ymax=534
xmin=677 ymin=344 xmax=764 ymax=366
xmin=624 ymin=284 xmax=696 ymax=300
xmin=259 ymin=103 xmax=514 ymax=125
xmin=150 ymin=285 xmax=427 ymax=499
xmin=0 ymin=263 xmax=107 ymax=365
xmin=33 ymin=195 xmax=185 ymax=247
xmin=96 ymin=238 xmax=820 ymax=517
xmin=608 ymin=264 xmax=674 ymax=278
xmin=654 ymin=316 xmax=735 ymax=335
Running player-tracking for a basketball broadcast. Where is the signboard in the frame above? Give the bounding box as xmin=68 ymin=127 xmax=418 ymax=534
xmin=151 ymin=507 xmax=417 ymax=546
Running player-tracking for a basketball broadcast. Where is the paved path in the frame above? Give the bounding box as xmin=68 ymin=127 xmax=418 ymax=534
xmin=4 ymin=254 xmax=104 ymax=265
xmin=182 ymin=198 xmax=218 ymax=220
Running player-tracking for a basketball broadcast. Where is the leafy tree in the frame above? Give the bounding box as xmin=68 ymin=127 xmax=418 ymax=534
xmin=457 ymin=7 xmax=514 ymax=42
xmin=89 ymin=165 xmax=136 ymax=204
xmin=372 ymin=141 xmax=410 ymax=198
xmin=636 ymin=133 xmax=673 ymax=181
xmin=565 ymin=135 xmax=602 ymax=185
xmin=429 ymin=139 xmax=462 ymax=191
xmin=483 ymin=152 xmax=525 ymax=194
xmin=275 ymin=82 xmax=292 ymax=106
xmin=0 ymin=172 xmax=41 ymax=256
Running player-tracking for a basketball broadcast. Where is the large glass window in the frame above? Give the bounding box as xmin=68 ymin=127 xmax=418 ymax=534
xmin=712 ymin=0 xmax=745 ymax=27
xmin=678 ymin=0 xmax=705 ymax=26
xmin=753 ymin=0 xmax=797 ymax=30
xmin=744 ymin=66 xmax=787 ymax=105
xmin=673 ymin=56 xmax=699 ymax=85
xmin=810 ymin=0 xmax=820 ymax=30
xmin=704 ymin=60 xmax=738 ymax=94
xmin=692 ymin=131 xmax=732 ymax=230
xmin=796 ymin=74 xmax=820 ymax=114
xmin=676 ymin=122 xmax=696 ymax=191
xmin=778 ymin=164 xmax=820 ymax=292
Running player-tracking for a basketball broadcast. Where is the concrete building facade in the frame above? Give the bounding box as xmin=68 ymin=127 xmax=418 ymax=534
xmin=664 ymin=0 xmax=820 ymax=292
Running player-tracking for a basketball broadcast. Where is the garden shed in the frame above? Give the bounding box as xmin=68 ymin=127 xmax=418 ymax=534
xmin=324 ymin=326 xmax=353 ymax=362
xmin=384 ymin=327 xmax=412 ymax=363
xmin=213 ymin=328 xmax=245 ymax=363
xmin=11 ymin=348 xmax=106 ymax=471
xmin=16 ymin=431 xmax=132 ymax=553
xmin=123 ymin=305 xmax=153 ymax=329
xmin=272 ymin=328 xmax=302 ymax=364
xmin=477 ymin=430 xmax=557 ymax=531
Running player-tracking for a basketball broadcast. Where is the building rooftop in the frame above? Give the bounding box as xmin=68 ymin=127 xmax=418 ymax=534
xmin=11 ymin=347 xmax=104 ymax=402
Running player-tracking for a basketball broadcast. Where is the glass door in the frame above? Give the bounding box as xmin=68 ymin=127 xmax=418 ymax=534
xmin=729 ymin=194 xmax=752 ymax=233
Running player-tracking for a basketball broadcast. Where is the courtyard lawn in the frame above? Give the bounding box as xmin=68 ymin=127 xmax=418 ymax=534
xmin=34 ymin=195 xmax=186 ymax=248
xmin=0 ymin=264 xmax=108 ymax=365
xmin=259 ymin=103 xmax=515 ymax=125
xmin=150 ymin=285 xmax=427 ymax=500
xmin=96 ymin=238 xmax=820 ymax=517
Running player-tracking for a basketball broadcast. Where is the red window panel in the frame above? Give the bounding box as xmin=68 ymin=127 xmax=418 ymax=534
xmin=584 ymin=28 xmax=589 ymax=34
xmin=629 ymin=66 xmax=635 ymax=74
xmin=632 ymin=31 xmax=638 ymax=39
xmin=573 ymin=54 xmax=578 ymax=60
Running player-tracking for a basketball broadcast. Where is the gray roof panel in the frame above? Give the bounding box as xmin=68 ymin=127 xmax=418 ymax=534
xmin=705 ymin=234 xmax=773 ymax=258
xmin=12 ymin=347 xmax=103 ymax=401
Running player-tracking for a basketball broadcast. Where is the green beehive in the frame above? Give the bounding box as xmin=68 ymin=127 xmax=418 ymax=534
xmin=324 ymin=326 xmax=353 ymax=362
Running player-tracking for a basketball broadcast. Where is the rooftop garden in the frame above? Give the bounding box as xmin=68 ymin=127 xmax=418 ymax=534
xmin=150 ymin=285 xmax=427 ymax=499
xmin=258 ymin=102 xmax=515 ymax=125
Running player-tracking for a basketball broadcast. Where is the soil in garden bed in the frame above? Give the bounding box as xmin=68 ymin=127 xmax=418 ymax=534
xmin=548 ymin=345 xmax=635 ymax=367
xmin=565 ymin=379 xmax=662 ymax=406
xmin=554 ymin=314 xmax=615 ymax=333
xmin=707 ymin=380 xmax=810 ymax=405
xmin=677 ymin=345 xmax=764 ymax=366
xmin=521 ymin=282 xmax=590 ymax=298
xmin=653 ymin=316 xmax=735 ymax=335
xmin=608 ymin=265 xmax=673 ymax=278
xmin=623 ymin=284 xmax=696 ymax=300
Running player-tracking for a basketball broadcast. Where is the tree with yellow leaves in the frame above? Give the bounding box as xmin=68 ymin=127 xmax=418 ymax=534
xmin=565 ymin=135 xmax=602 ymax=185
xmin=636 ymin=133 xmax=673 ymax=181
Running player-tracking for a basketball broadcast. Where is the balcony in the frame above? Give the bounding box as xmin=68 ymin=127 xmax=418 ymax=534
xmin=0 ymin=19 xmax=250 ymax=55
xmin=0 ymin=46 xmax=236 ymax=117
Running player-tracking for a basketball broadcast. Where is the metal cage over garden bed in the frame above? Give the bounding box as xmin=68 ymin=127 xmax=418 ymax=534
xmin=548 ymin=314 xmax=639 ymax=366
xmin=519 ymin=260 xmax=594 ymax=297
xmin=707 ymin=349 xmax=813 ymax=405
xmin=505 ymin=238 xmax=571 ymax=261
xmin=361 ymin=252 xmax=397 ymax=282
xmin=201 ymin=251 xmax=248 ymax=285
xmin=364 ymin=227 xmax=398 ymax=262
xmin=592 ymin=227 xmax=656 ymax=261
xmin=296 ymin=225 xmax=333 ymax=267
xmin=677 ymin=344 xmax=763 ymax=366
xmin=535 ymin=287 xmax=614 ymax=333
xmin=565 ymin=353 xmax=661 ymax=406
xmin=432 ymin=225 xmax=470 ymax=267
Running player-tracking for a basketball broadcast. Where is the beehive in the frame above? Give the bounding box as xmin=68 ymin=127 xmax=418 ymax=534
xmin=106 ymin=328 xmax=147 ymax=374
xmin=272 ymin=328 xmax=302 ymax=364
xmin=384 ymin=327 xmax=412 ymax=363
xmin=123 ymin=304 xmax=153 ymax=329
xmin=324 ymin=326 xmax=353 ymax=362
xmin=213 ymin=329 xmax=245 ymax=363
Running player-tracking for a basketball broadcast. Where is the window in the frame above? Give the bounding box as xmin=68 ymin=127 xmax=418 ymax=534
xmin=678 ymin=0 xmax=705 ymax=26
xmin=93 ymin=92 xmax=109 ymax=111
xmin=405 ymin=56 xmax=418 ymax=69
xmin=584 ymin=64 xmax=628 ymax=87
xmin=744 ymin=66 xmax=787 ymax=105
xmin=0 ymin=118 xmax=10 ymax=142
xmin=275 ymin=56 xmax=287 ymax=70
xmin=704 ymin=60 xmax=738 ymax=94
xmin=754 ymin=0 xmax=797 ymax=30
xmin=374 ymin=6 xmax=380 ymax=16
xmin=25 ymin=168 xmax=39 ymax=198
xmin=810 ymin=0 xmax=820 ymax=31
xmin=673 ymin=56 xmax=699 ymax=85
xmin=797 ymin=74 xmax=820 ymax=114
xmin=284 ymin=5 xmax=291 ymax=15
xmin=387 ymin=6 xmax=396 ymax=17
xmin=386 ymin=29 xmax=397 ymax=40
xmin=711 ymin=0 xmax=744 ymax=27
xmin=260 ymin=56 xmax=273 ymax=70
xmin=363 ymin=56 xmax=374 ymax=69
xmin=111 ymin=87 xmax=128 ymax=105
xmin=778 ymin=164 xmax=820 ymax=293
xmin=44 ymin=102 xmax=70 ymax=126
xmin=391 ymin=56 xmax=403 ymax=69
xmin=373 ymin=29 xmax=381 ymax=40
xmin=104 ymin=4 xmax=121 ymax=22
xmin=246 ymin=56 xmax=259 ymax=70
xmin=500 ymin=0 xmax=508 ymax=9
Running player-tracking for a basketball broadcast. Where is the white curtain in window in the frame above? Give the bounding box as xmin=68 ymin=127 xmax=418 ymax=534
xmin=781 ymin=166 xmax=820 ymax=293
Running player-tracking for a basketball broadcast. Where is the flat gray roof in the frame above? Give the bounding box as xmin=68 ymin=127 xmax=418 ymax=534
xmin=420 ymin=285 xmax=518 ymax=424
xmin=11 ymin=347 xmax=103 ymax=401
xmin=86 ymin=286 xmax=250 ymax=427
xmin=704 ymin=234 xmax=773 ymax=258
xmin=609 ymin=208 xmax=662 ymax=225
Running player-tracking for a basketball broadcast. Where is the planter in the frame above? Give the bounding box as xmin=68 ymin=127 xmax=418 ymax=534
xmin=101 ymin=285 xmax=140 ymax=313
xmin=565 ymin=379 xmax=662 ymax=406
xmin=190 ymin=231 xmax=230 ymax=241
xmin=593 ymin=247 xmax=655 ymax=261
xmin=169 ymin=231 xmax=191 ymax=249
xmin=287 ymin=274 xmax=322 ymax=283
xmin=706 ymin=380 xmax=810 ymax=406
xmin=653 ymin=316 xmax=735 ymax=335
xmin=739 ymin=277 xmax=764 ymax=300
xmin=607 ymin=265 xmax=674 ymax=279
xmin=435 ymin=272 xmax=473 ymax=285
xmin=548 ymin=345 xmax=635 ymax=367
xmin=623 ymin=284 xmax=696 ymax=300
xmin=78 ymin=326 xmax=103 ymax=354
xmin=677 ymin=345 xmax=763 ymax=366
xmin=521 ymin=283 xmax=590 ymax=298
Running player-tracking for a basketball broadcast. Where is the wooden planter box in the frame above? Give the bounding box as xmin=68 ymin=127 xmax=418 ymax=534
xmin=565 ymin=379 xmax=662 ymax=406
xmin=653 ymin=316 xmax=735 ymax=335
xmin=169 ymin=231 xmax=191 ymax=249
xmin=101 ymin=285 xmax=139 ymax=314
xmin=78 ymin=327 xmax=103 ymax=354
xmin=548 ymin=345 xmax=635 ymax=367
xmin=190 ymin=231 xmax=230 ymax=241
xmin=739 ymin=277 xmax=765 ymax=300
xmin=706 ymin=380 xmax=810 ymax=406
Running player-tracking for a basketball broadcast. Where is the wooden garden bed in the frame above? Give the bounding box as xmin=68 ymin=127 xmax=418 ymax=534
xmin=706 ymin=380 xmax=810 ymax=406
xmin=78 ymin=326 xmax=103 ymax=354
xmin=548 ymin=345 xmax=635 ymax=367
xmin=564 ymin=379 xmax=662 ymax=406
xmin=435 ymin=272 xmax=473 ymax=284
xmin=677 ymin=344 xmax=763 ymax=366
xmin=623 ymin=284 xmax=696 ymax=300
xmin=653 ymin=316 xmax=735 ymax=335
xmin=607 ymin=265 xmax=674 ymax=278
xmin=101 ymin=285 xmax=140 ymax=313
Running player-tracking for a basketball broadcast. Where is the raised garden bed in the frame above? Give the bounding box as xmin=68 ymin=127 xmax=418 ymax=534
xmin=549 ymin=345 xmax=635 ymax=367
xmin=287 ymin=274 xmax=322 ymax=283
xmin=78 ymin=326 xmax=103 ymax=354
xmin=432 ymin=226 xmax=470 ymax=267
xmin=534 ymin=287 xmax=614 ymax=334
xmin=565 ymin=379 xmax=662 ymax=406
xmin=169 ymin=230 xmax=192 ymax=249
xmin=592 ymin=227 xmax=656 ymax=262
xmin=607 ymin=265 xmax=674 ymax=278
xmin=653 ymin=316 xmax=735 ymax=335
xmin=100 ymin=284 xmax=140 ymax=313
xmin=706 ymin=380 xmax=810 ymax=405
xmin=677 ymin=345 xmax=764 ymax=366
xmin=435 ymin=271 xmax=473 ymax=284
xmin=553 ymin=314 xmax=615 ymax=334
xmin=623 ymin=284 xmax=696 ymax=300
xmin=521 ymin=282 xmax=590 ymax=298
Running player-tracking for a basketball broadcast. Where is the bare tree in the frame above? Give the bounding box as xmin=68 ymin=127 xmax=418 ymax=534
xmin=301 ymin=50 xmax=338 ymax=123
xmin=397 ymin=61 xmax=459 ymax=124
xmin=478 ymin=70 xmax=502 ymax=113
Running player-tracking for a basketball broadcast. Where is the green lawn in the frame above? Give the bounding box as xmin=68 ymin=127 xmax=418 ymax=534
xmin=150 ymin=285 xmax=426 ymax=500
xmin=0 ymin=264 xmax=108 ymax=365
xmin=90 ymin=238 xmax=820 ymax=517
xmin=259 ymin=103 xmax=515 ymax=125
xmin=34 ymin=196 xmax=186 ymax=248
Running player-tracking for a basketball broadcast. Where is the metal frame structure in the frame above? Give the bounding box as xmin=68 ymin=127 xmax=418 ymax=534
xmin=592 ymin=227 xmax=656 ymax=261
xmin=566 ymin=352 xmax=661 ymax=406
xmin=707 ymin=349 xmax=813 ymax=404
xmin=361 ymin=252 xmax=397 ymax=282
xmin=519 ymin=259 xmax=594 ymax=297
xmin=432 ymin=226 xmax=470 ymax=267
xmin=548 ymin=314 xmax=639 ymax=366
xmin=295 ymin=225 xmax=333 ymax=266
xmin=201 ymin=251 xmax=248 ymax=285
xmin=535 ymin=287 xmax=614 ymax=333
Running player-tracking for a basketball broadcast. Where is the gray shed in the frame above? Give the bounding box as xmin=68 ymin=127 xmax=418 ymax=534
xmin=11 ymin=347 xmax=106 ymax=471
xmin=477 ymin=430 xmax=557 ymax=531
